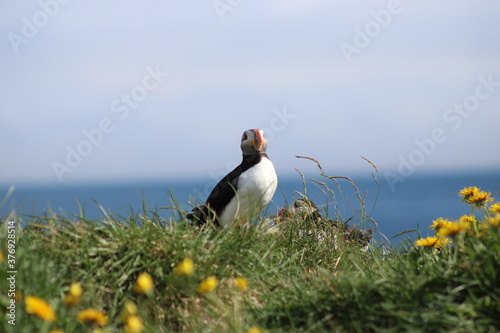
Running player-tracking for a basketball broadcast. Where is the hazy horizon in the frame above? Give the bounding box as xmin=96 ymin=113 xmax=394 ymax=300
xmin=3 ymin=167 xmax=499 ymax=189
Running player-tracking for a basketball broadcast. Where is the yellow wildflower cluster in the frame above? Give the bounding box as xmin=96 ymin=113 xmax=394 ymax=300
xmin=416 ymin=186 xmax=499 ymax=249
xmin=172 ymin=257 xmax=249 ymax=295
xmin=24 ymin=283 xmax=108 ymax=331
xmin=459 ymin=186 xmax=494 ymax=207
xmin=23 ymin=258 xmax=255 ymax=331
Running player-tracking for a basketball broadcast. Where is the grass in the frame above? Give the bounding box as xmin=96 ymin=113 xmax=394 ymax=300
xmin=1 ymin=169 xmax=500 ymax=332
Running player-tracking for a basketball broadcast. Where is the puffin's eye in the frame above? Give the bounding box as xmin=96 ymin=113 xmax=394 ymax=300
xmin=242 ymin=133 xmax=248 ymax=141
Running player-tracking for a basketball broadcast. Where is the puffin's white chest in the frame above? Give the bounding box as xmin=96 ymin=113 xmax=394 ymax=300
xmin=219 ymin=157 xmax=278 ymax=227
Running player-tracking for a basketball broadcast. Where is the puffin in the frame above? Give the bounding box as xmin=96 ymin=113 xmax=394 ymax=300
xmin=276 ymin=198 xmax=375 ymax=249
xmin=187 ymin=129 xmax=278 ymax=227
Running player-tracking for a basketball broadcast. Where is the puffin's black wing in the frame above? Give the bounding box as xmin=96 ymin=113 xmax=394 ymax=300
xmin=206 ymin=154 xmax=264 ymax=218
xmin=186 ymin=153 xmax=264 ymax=226
xmin=205 ymin=170 xmax=240 ymax=216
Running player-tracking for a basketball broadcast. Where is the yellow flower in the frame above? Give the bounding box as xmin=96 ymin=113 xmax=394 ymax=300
xmin=233 ymin=277 xmax=249 ymax=291
xmin=64 ymin=282 xmax=83 ymax=305
xmin=458 ymin=215 xmax=475 ymax=224
xmin=173 ymin=257 xmax=195 ymax=276
xmin=121 ymin=300 xmax=138 ymax=320
xmin=485 ymin=215 xmax=500 ymax=228
xmin=436 ymin=222 xmax=470 ymax=237
xmin=247 ymin=327 xmax=263 ymax=333
xmin=124 ymin=315 xmax=144 ymax=333
xmin=489 ymin=203 xmax=500 ymax=214
xmin=459 ymin=186 xmax=480 ymax=203
xmin=414 ymin=236 xmax=450 ymax=248
xmin=134 ymin=272 xmax=154 ymax=295
xmin=415 ymin=237 xmax=437 ymax=247
xmin=440 ymin=238 xmax=452 ymax=247
xmin=430 ymin=218 xmax=453 ymax=230
xmin=77 ymin=309 xmax=108 ymax=327
xmin=469 ymin=191 xmax=494 ymax=207
xmin=25 ymin=296 xmax=57 ymax=322
xmin=50 ymin=330 xmax=64 ymax=333
xmin=0 ymin=250 xmax=4 ymax=263
xmin=197 ymin=276 xmax=219 ymax=294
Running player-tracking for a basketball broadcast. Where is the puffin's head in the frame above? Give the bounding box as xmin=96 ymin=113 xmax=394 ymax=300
xmin=278 ymin=198 xmax=321 ymax=220
xmin=240 ymin=129 xmax=268 ymax=155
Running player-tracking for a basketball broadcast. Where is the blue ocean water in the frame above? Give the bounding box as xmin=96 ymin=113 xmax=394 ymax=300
xmin=2 ymin=171 xmax=499 ymax=245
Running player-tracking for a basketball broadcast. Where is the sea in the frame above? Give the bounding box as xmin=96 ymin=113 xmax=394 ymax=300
xmin=2 ymin=171 xmax=499 ymax=246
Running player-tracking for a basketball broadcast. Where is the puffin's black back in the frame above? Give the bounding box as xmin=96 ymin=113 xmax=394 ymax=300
xmin=187 ymin=153 xmax=267 ymax=226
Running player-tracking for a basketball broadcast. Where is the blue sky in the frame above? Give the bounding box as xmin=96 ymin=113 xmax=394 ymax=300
xmin=1 ymin=0 xmax=499 ymax=186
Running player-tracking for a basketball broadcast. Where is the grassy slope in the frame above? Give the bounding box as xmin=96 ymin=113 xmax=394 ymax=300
xmin=1 ymin=205 xmax=500 ymax=333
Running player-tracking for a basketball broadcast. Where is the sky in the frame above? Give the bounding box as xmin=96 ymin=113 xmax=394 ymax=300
xmin=1 ymin=0 xmax=499 ymax=187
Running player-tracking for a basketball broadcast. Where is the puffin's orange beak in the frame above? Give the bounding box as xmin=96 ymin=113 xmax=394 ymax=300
xmin=252 ymin=129 xmax=264 ymax=151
